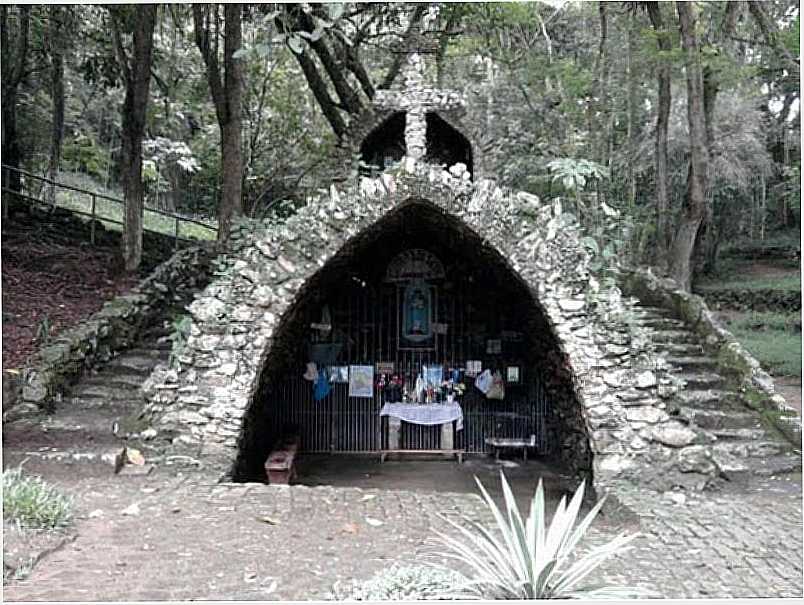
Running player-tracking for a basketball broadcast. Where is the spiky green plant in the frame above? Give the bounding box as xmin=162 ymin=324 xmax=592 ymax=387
xmin=431 ymin=472 xmax=650 ymax=599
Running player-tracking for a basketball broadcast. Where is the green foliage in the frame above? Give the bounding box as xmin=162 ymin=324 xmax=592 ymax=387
xmin=731 ymin=311 xmax=802 ymax=332
xmin=34 ymin=314 xmax=52 ymax=346
xmin=62 ymin=135 xmax=110 ymax=179
xmin=52 ymin=172 xmax=217 ymax=241
xmin=168 ymin=314 xmax=192 ymax=369
xmin=2 ymin=467 xmax=74 ymax=530
xmin=698 ymin=274 xmax=800 ymax=293
xmin=328 ymin=565 xmax=462 ymax=601
xmin=431 ymin=472 xmax=649 ymax=599
xmin=729 ymin=321 xmax=801 ymax=377
xmin=781 ymin=14 xmax=800 ymax=55
xmin=547 ymin=158 xmax=608 ymax=194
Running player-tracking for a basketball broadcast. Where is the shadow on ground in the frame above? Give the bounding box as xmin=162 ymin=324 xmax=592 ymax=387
xmin=295 ymin=453 xmax=589 ymax=514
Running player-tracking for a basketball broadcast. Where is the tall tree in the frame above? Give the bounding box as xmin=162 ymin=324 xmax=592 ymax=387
xmin=193 ymin=3 xmax=244 ymax=247
xmin=669 ymin=2 xmax=709 ymax=290
xmin=646 ymin=1 xmax=673 ymax=259
xmin=1 ymin=5 xmax=30 ymax=195
xmin=111 ymin=5 xmax=157 ymax=272
xmin=46 ymin=5 xmax=67 ymax=205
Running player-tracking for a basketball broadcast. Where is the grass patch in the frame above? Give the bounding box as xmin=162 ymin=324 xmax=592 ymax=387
xmin=39 ymin=172 xmax=217 ymax=241
xmin=3 ymin=555 xmax=37 ymax=583
xmin=728 ymin=325 xmax=802 ymax=377
xmin=730 ymin=311 xmax=801 ymax=332
xmin=2 ymin=467 xmax=74 ymax=530
xmin=698 ymin=273 xmax=801 ymax=292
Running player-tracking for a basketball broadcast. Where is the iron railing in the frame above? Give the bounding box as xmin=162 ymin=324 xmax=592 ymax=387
xmin=1 ymin=164 xmax=217 ymax=247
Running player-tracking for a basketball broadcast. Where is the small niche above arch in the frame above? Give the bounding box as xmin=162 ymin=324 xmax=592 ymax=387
xmin=359 ymin=111 xmax=406 ymax=172
xmin=425 ymin=112 xmax=473 ymax=178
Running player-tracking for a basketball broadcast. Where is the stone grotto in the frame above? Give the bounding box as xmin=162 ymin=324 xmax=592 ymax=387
xmin=140 ymin=52 xmax=799 ymax=495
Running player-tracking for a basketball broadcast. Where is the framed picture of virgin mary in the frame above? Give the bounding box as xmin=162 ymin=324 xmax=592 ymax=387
xmin=397 ymin=279 xmax=437 ymax=350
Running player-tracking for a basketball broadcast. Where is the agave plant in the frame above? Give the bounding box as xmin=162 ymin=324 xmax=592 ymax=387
xmin=431 ymin=472 xmax=649 ymax=599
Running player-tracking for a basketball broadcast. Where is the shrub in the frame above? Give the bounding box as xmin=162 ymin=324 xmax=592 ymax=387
xmin=328 ymin=564 xmax=463 ymax=601
xmin=431 ymin=472 xmax=650 ymax=599
xmin=2 ymin=467 xmax=74 ymax=530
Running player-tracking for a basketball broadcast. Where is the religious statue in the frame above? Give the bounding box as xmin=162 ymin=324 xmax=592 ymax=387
xmin=402 ymin=280 xmax=432 ymax=343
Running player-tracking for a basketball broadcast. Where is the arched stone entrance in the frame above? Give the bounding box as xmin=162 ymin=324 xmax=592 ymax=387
xmin=142 ymin=165 xmax=670 ymax=494
xmin=232 ymin=200 xmax=590 ymax=480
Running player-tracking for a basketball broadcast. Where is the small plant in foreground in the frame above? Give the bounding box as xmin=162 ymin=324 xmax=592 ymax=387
xmin=430 ymin=472 xmax=650 ymax=599
xmin=328 ymin=564 xmax=462 ymax=601
xmin=2 ymin=467 xmax=74 ymax=530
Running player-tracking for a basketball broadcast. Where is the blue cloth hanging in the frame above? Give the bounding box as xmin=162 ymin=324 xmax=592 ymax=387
xmin=313 ymin=371 xmax=331 ymax=401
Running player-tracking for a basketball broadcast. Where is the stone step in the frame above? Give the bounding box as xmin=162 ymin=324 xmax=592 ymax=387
xmin=81 ymin=374 xmax=146 ymax=390
xmin=632 ymin=305 xmax=678 ymax=318
xmin=104 ymin=355 xmax=164 ymax=375
xmin=732 ymin=454 xmax=802 ymax=478
xmin=633 ymin=317 xmax=688 ymax=330
xmin=677 ymin=372 xmax=727 ymax=390
xmin=42 ymin=411 xmax=134 ymax=434
xmin=708 ymin=427 xmax=770 ymax=441
xmin=713 ymin=451 xmax=802 ymax=478
xmin=712 ymin=440 xmax=792 ymax=459
xmin=673 ymin=389 xmax=745 ymax=410
xmin=68 ymin=383 xmax=142 ymax=401
xmin=653 ymin=342 xmax=706 ymax=357
xmin=680 ymin=408 xmax=763 ymax=431
xmin=62 ymin=395 xmax=144 ymax=410
xmin=650 ymin=329 xmax=700 ymax=344
xmin=665 ymin=356 xmax=720 ymax=371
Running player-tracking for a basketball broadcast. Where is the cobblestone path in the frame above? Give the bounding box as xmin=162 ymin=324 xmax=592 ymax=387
xmin=596 ymin=477 xmax=803 ymax=598
xmin=2 ymin=465 xmax=801 ymax=601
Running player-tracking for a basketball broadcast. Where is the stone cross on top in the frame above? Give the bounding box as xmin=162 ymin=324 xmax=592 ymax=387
xmin=374 ymin=51 xmax=465 ymax=162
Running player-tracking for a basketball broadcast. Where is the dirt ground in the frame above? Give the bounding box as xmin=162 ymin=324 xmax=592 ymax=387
xmin=296 ymin=453 xmax=592 ymax=513
xmin=1 ymin=213 xmax=137 ymax=369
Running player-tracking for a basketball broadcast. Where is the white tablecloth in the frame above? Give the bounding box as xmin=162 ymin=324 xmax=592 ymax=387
xmin=380 ymin=402 xmax=463 ymax=430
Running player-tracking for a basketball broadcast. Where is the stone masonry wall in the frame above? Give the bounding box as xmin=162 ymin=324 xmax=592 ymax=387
xmin=140 ymin=159 xmax=731 ymax=494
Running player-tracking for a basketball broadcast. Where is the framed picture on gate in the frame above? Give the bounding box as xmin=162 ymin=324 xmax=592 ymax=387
xmin=506 ymin=366 xmax=520 ymax=384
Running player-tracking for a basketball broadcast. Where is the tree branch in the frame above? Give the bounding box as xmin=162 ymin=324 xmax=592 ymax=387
xmin=747 ymin=0 xmax=799 ymax=73
xmin=378 ymin=3 xmax=426 ymax=90
xmin=109 ymin=9 xmax=131 ymax=85
xmin=193 ymin=4 xmax=225 ymax=119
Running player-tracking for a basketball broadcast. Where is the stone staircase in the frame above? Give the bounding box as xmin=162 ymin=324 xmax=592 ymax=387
xmin=632 ymin=304 xmax=802 ymax=479
xmin=2 ymin=326 xmax=172 ymax=476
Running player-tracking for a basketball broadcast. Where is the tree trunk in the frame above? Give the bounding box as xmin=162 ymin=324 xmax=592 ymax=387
xmin=669 ymin=2 xmax=709 ymax=291
xmin=646 ymin=2 xmax=672 ymax=262
xmin=378 ymin=4 xmax=427 ymax=90
xmin=219 ymin=121 xmax=242 ymax=245
xmin=625 ymin=9 xmax=637 ymax=209
xmin=47 ymin=5 xmax=66 ymax=206
xmin=193 ymin=3 xmax=243 ymax=247
xmin=115 ymin=5 xmax=157 ymax=273
xmin=1 ymin=5 xmax=30 ymax=196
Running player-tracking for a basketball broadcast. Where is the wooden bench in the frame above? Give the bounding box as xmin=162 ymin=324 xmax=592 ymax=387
xmin=379 ymin=449 xmax=464 ymax=464
xmin=265 ymin=435 xmax=300 ymax=485
xmin=485 ymin=435 xmax=536 ymax=462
